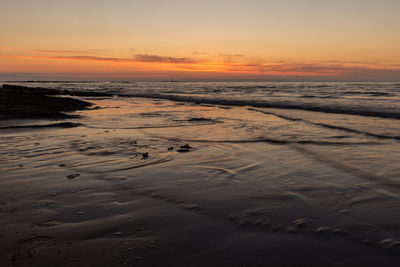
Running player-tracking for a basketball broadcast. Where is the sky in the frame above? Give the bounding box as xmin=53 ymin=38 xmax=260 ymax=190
xmin=1 ymin=0 xmax=400 ymax=81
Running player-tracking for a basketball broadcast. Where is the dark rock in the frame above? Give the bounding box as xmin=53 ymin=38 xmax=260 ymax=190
xmin=0 ymin=122 xmax=82 ymax=130
xmin=0 ymin=85 xmax=92 ymax=120
xmin=0 ymin=84 xmax=113 ymax=120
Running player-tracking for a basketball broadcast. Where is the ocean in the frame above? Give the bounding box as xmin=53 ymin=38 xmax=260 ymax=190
xmin=6 ymin=81 xmax=400 ymax=118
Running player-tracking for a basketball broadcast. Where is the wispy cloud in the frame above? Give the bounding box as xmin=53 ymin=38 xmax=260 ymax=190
xmin=0 ymin=46 xmax=13 ymax=51
xmin=2 ymin=49 xmax=400 ymax=80
xmin=225 ymin=60 xmax=400 ymax=77
xmin=192 ymin=51 xmax=209 ymax=55
xmin=39 ymin=53 xmax=198 ymax=64
xmin=134 ymin=54 xmax=197 ymax=64
xmin=0 ymin=46 xmax=21 ymax=51
xmin=217 ymin=53 xmax=244 ymax=63
xmin=33 ymin=49 xmax=97 ymax=54
xmin=0 ymin=54 xmax=135 ymax=63
xmin=35 ymin=54 xmax=199 ymax=64
xmin=48 ymin=55 xmax=134 ymax=62
xmin=218 ymin=53 xmax=243 ymax=58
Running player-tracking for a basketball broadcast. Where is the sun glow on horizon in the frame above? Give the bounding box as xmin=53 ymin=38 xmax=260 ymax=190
xmin=1 ymin=0 xmax=400 ymax=81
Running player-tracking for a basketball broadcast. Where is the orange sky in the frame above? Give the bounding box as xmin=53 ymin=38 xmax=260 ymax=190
xmin=1 ymin=0 xmax=400 ymax=81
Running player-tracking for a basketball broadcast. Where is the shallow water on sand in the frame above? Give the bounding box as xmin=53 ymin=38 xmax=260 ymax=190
xmin=1 ymin=96 xmax=400 ymax=266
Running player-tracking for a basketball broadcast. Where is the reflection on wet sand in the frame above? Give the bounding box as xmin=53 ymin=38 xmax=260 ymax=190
xmin=1 ymin=96 xmax=400 ymax=266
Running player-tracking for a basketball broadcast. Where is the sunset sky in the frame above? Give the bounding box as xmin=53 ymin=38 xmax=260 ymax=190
xmin=1 ymin=0 xmax=400 ymax=81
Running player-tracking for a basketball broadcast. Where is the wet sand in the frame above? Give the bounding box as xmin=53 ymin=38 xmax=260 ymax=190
xmin=1 ymin=93 xmax=400 ymax=266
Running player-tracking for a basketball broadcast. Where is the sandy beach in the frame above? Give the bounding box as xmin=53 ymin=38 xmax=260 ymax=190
xmin=2 ymin=0 xmax=400 ymax=265
xmin=2 ymin=84 xmax=400 ymax=266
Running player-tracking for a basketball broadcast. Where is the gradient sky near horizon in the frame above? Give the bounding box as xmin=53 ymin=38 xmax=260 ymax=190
xmin=1 ymin=0 xmax=400 ymax=81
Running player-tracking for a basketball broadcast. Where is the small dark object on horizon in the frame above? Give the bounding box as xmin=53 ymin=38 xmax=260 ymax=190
xmin=142 ymin=152 xmax=149 ymax=159
xmin=168 ymin=147 xmax=174 ymax=151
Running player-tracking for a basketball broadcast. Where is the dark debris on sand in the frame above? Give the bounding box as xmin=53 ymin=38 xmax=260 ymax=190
xmin=66 ymin=173 xmax=80 ymax=179
xmin=177 ymin=144 xmax=194 ymax=153
xmin=187 ymin=117 xmax=214 ymax=122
